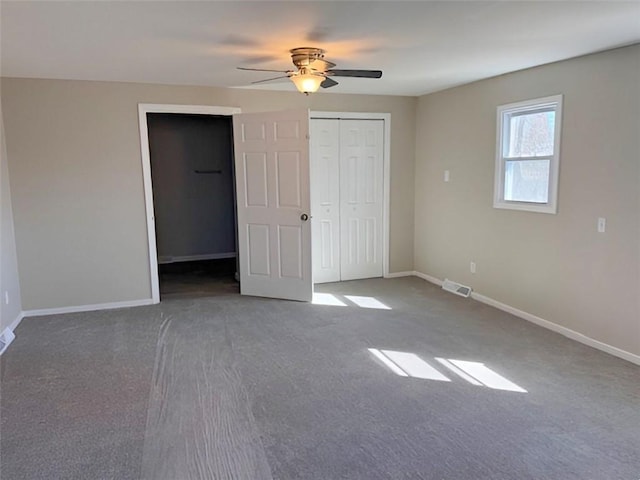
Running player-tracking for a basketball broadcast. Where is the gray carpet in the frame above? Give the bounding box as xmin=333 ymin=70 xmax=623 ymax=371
xmin=1 ymin=277 xmax=638 ymax=479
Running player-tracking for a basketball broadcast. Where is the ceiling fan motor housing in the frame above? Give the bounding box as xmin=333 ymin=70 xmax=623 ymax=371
xmin=290 ymin=47 xmax=326 ymax=69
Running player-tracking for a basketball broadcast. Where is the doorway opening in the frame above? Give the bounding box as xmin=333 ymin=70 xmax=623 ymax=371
xmin=141 ymin=107 xmax=241 ymax=300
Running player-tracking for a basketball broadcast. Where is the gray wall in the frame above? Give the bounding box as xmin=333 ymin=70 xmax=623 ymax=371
xmin=0 ymin=89 xmax=23 ymax=330
xmin=1 ymin=79 xmax=416 ymax=310
xmin=414 ymin=45 xmax=640 ymax=356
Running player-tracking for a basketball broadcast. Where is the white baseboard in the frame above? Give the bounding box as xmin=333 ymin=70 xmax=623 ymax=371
xmin=412 ymin=271 xmax=443 ymax=286
xmin=8 ymin=311 xmax=25 ymax=332
xmin=158 ymin=252 xmax=236 ymax=264
xmin=384 ymin=271 xmax=414 ymax=279
xmin=412 ymin=271 xmax=640 ymax=366
xmin=470 ymin=291 xmax=640 ymax=366
xmin=23 ymin=298 xmax=155 ymax=318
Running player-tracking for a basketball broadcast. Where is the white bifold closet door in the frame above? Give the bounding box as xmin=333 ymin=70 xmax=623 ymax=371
xmin=311 ymin=118 xmax=384 ymax=283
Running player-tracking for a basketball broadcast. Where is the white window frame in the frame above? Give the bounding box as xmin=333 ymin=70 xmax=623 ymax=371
xmin=493 ymin=94 xmax=563 ymax=214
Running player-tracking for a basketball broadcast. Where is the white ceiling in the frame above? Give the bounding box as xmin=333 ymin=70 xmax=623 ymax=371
xmin=2 ymin=1 xmax=639 ymax=96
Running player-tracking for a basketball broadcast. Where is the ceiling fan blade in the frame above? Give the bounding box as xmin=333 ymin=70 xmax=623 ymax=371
xmin=221 ymin=34 xmax=260 ymax=47
xmin=321 ymin=77 xmax=339 ymax=89
xmin=309 ymin=58 xmax=336 ymax=71
xmin=237 ymin=67 xmax=291 ymax=74
xmin=251 ymin=75 xmax=291 ymax=84
xmin=326 ymin=69 xmax=383 ymax=78
xmin=306 ymin=26 xmax=332 ymax=43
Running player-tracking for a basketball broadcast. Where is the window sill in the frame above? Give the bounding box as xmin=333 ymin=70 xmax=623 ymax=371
xmin=493 ymin=201 xmax=557 ymax=214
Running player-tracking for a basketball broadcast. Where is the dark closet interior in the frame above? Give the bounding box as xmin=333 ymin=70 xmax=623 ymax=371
xmin=146 ymin=113 xmax=238 ymax=298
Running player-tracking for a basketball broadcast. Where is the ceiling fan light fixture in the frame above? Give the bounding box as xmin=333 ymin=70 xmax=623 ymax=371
xmin=239 ymin=47 xmax=382 ymax=93
xmin=291 ymin=72 xmax=323 ymax=95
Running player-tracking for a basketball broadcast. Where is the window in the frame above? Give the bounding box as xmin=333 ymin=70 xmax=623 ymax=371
xmin=494 ymin=94 xmax=563 ymax=214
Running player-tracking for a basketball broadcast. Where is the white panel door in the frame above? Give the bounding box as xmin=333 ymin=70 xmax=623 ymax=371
xmin=340 ymin=120 xmax=384 ymax=281
xmin=233 ymin=109 xmax=313 ymax=301
xmin=310 ymin=119 xmax=340 ymax=284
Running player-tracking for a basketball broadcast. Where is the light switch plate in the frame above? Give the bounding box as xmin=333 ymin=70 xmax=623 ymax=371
xmin=597 ymin=217 xmax=606 ymax=233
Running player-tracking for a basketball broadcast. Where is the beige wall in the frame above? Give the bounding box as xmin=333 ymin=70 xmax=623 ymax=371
xmin=3 ymin=46 xmax=637 ymax=358
xmin=0 ymin=88 xmax=23 ymax=330
xmin=414 ymin=45 xmax=640 ymax=356
xmin=1 ymin=79 xmax=416 ymax=310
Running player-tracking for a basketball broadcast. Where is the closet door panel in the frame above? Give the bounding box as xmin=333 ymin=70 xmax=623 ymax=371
xmin=339 ymin=120 xmax=384 ymax=281
xmin=310 ymin=119 xmax=341 ymax=283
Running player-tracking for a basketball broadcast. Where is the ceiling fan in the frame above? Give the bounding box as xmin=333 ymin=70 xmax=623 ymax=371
xmin=238 ymin=47 xmax=382 ymax=94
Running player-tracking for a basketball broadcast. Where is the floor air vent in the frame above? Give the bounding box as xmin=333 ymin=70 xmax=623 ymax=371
xmin=442 ymin=279 xmax=472 ymax=298
xmin=0 ymin=328 xmax=15 ymax=355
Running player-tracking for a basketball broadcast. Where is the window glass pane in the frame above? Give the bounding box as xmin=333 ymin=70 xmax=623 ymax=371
xmin=506 ymin=110 xmax=555 ymax=157
xmin=504 ymin=159 xmax=550 ymax=203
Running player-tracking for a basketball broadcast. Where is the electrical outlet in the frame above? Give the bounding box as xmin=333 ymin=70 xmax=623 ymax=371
xmin=444 ymin=170 xmax=450 ymax=182
xmin=470 ymin=262 xmax=476 ymax=274
xmin=4 ymin=291 xmax=8 ymax=305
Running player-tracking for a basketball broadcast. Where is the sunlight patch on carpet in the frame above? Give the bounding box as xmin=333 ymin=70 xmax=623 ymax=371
xmin=369 ymin=350 xmax=527 ymax=393
xmin=368 ymin=349 xmax=450 ymax=381
xmin=312 ymin=293 xmax=347 ymax=307
xmin=344 ymin=296 xmax=391 ymax=310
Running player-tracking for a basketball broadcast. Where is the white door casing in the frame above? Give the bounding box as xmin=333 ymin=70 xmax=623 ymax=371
xmin=340 ymin=119 xmax=384 ymax=280
xmin=138 ymin=104 xmax=240 ymax=304
xmin=233 ymin=109 xmax=313 ymax=302
xmin=310 ymin=119 xmax=341 ymax=283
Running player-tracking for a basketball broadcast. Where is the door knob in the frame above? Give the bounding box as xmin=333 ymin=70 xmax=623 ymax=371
xmin=300 ymin=213 xmax=309 ymax=221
